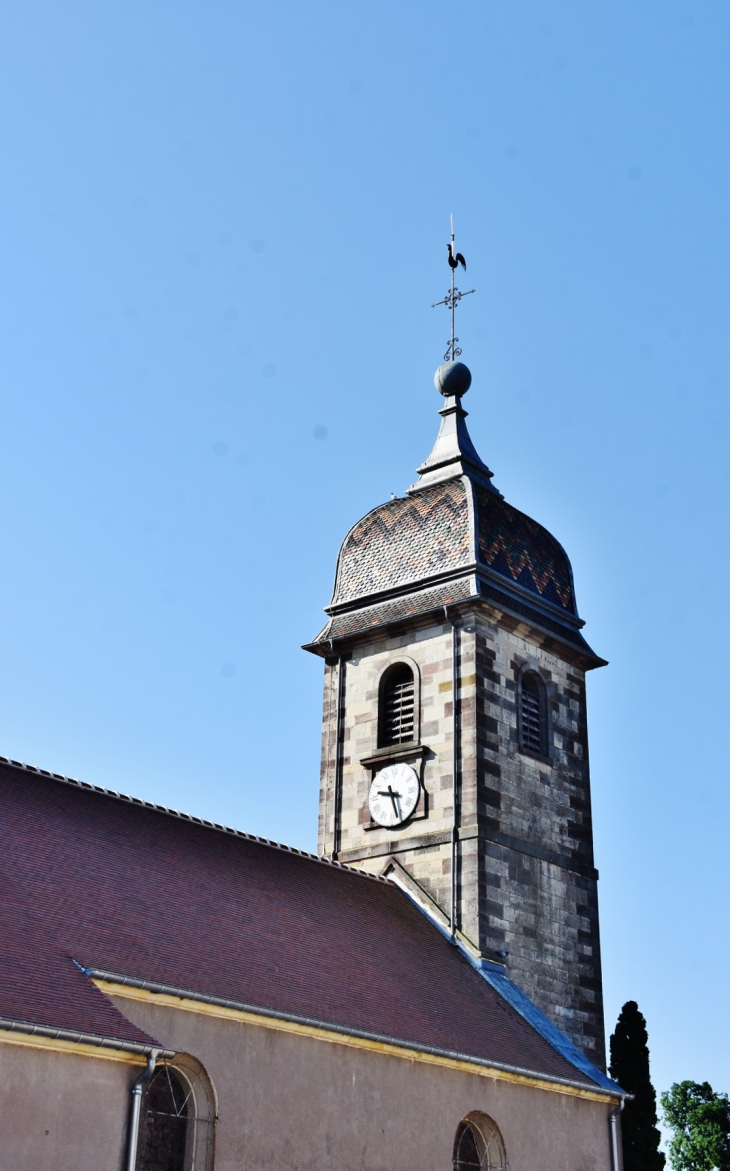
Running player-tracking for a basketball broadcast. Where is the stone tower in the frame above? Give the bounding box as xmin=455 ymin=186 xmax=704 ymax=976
xmin=304 ymin=359 xmax=607 ymax=1067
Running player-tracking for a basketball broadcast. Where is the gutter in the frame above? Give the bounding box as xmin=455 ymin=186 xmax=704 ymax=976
xmin=83 ymin=966 xmax=621 ymax=1099
xmin=0 ymin=1014 xmax=173 ymax=1059
xmin=385 ymin=880 xmax=629 ymax=1102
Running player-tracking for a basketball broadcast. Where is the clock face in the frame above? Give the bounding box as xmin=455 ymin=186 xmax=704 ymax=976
xmin=368 ymin=763 xmax=420 ymax=828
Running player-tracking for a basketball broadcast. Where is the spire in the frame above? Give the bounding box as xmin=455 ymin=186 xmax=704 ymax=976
xmin=407 ymin=360 xmax=501 ymax=495
xmin=409 ymin=222 xmax=500 ymax=496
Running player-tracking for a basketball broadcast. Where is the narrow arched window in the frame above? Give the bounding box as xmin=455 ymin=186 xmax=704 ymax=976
xmin=137 ymin=1057 xmax=215 ymax=1171
xmin=138 ymin=1066 xmax=188 ymax=1171
xmin=453 ymin=1112 xmax=507 ymax=1171
xmin=378 ymin=664 xmax=415 ymax=747
xmin=519 ymin=670 xmax=548 ymax=757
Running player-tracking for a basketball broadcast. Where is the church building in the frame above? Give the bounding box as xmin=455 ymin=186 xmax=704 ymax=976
xmin=0 ymin=336 xmax=626 ymax=1167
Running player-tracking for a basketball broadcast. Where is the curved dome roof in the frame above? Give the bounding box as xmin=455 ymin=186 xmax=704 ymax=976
xmin=331 ymin=478 xmax=576 ymax=616
xmin=332 ymin=480 xmax=471 ymax=606
xmin=307 ymin=361 xmax=594 ymax=655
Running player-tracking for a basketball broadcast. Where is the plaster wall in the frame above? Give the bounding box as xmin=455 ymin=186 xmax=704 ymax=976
xmin=110 ymin=994 xmax=616 ymax=1171
xmin=0 ymin=1039 xmax=135 ymax=1171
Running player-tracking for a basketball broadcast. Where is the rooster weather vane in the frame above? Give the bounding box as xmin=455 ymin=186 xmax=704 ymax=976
xmin=431 ymin=215 xmax=475 ymax=362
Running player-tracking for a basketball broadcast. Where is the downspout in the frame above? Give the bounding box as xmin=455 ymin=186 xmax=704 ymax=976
xmin=322 ymin=643 xmax=336 ymax=857
xmin=444 ymin=607 xmax=458 ymax=942
xmin=126 ymin=1048 xmax=161 ymax=1171
xmin=330 ymin=653 xmax=345 ymax=862
xmin=609 ymin=1098 xmax=625 ymax=1171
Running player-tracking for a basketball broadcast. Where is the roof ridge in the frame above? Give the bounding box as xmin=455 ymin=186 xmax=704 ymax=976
xmin=0 ymin=755 xmax=389 ymax=886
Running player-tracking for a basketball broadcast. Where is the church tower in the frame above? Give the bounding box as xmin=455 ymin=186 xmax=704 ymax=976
xmin=304 ymin=324 xmax=607 ymax=1069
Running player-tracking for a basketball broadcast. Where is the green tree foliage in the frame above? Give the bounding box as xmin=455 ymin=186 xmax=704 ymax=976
xmin=661 ymin=1081 xmax=730 ymax=1171
xmin=609 ymin=1001 xmax=665 ymax=1171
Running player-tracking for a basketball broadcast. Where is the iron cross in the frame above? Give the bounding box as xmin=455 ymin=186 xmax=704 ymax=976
xmin=431 ymin=215 xmax=475 ymax=362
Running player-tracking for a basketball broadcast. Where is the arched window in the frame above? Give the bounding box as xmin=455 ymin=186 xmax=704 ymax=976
xmin=137 ymin=1058 xmax=215 ymax=1171
xmin=453 ymin=1112 xmax=508 ymax=1171
xmin=138 ymin=1066 xmax=187 ymax=1171
xmin=519 ymin=669 xmax=548 ymax=757
xmin=378 ymin=663 xmax=415 ymax=747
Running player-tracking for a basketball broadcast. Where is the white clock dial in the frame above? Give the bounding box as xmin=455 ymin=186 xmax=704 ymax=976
xmin=368 ymin=763 xmax=420 ymax=827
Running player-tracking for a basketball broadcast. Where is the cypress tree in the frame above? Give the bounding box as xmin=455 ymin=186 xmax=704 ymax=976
xmin=609 ymin=1001 xmax=665 ymax=1171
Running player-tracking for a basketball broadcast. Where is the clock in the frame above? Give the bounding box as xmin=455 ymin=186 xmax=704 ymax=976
xmin=368 ymin=762 xmax=420 ymax=827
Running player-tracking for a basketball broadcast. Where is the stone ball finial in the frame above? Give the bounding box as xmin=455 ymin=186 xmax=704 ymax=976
xmin=434 ymin=361 xmax=472 ymax=398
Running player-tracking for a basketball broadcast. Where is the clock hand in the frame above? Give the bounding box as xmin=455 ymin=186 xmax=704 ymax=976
xmin=378 ymin=785 xmax=402 ymax=818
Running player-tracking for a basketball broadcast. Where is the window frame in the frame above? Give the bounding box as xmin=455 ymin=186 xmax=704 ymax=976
xmin=136 ymin=1056 xmax=216 ymax=1171
xmin=453 ymin=1111 xmax=508 ymax=1171
xmin=377 ymin=657 xmax=421 ymax=750
xmin=517 ymin=666 xmax=550 ymax=762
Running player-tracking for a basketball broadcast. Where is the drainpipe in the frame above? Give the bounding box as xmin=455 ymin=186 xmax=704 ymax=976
xmin=126 ymin=1048 xmax=161 ymax=1171
xmin=330 ymin=653 xmax=345 ymax=862
xmin=609 ymin=1098 xmax=625 ymax=1171
xmin=322 ymin=643 xmax=336 ymax=858
xmin=444 ymin=607 xmax=458 ymax=941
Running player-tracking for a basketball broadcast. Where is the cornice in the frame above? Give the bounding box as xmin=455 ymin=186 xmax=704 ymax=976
xmin=90 ymin=970 xmax=618 ymax=1103
xmin=325 ymin=559 xmax=584 ymax=633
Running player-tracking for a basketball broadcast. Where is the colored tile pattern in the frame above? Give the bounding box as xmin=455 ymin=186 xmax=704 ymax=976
xmin=330 ymin=478 xmax=575 ymax=617
xmin=314 ymin=579 xmax=473 ymax=643
xmin=475 ymin=486 xmax=575 ymax=613
xmin=333 ymin=481 xmax=469 ymax=605
xmin=0 ymin=763 xmax=597 ymax=1085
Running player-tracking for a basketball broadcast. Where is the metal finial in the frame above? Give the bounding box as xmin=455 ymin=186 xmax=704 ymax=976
xmin=431 ymin=215 xmax=475 ymax=363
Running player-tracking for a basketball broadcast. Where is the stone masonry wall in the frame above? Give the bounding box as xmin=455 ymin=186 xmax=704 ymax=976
xmin=318 ymin=619 xmax=460 ymax=919
xmin=471 ymin=608 xmax=605 ymax=1066
xmin=317 ymin=603 xmax=605 ymax=1067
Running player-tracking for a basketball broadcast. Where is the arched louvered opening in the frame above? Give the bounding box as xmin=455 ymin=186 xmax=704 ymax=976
xmin=519 ymin=670 xmax=548 ymax=757
xmin=378 ymin=664 xmax=415 ymax=747
xmin=453 ymin=1113 xmax=508 ymax=1171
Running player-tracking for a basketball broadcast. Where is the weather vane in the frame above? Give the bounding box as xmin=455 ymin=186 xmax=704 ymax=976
xmin=431 ymin=215 xmax=475 ymax=363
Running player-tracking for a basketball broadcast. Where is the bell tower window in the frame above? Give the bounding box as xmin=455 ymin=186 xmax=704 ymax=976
xmin=519 ymin=670 xmax=548 ymax=757
xmin=378 ymin=664 xmax=415 ymax=747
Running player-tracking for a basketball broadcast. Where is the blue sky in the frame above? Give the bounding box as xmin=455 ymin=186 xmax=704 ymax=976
xmin=1 ymin=0 xmax=728 ymax=1118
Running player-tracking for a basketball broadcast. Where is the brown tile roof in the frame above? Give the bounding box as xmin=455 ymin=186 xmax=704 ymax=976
xmin=0 ymin=761 xmax=604 ymax=1087
xmin=0 ymin=877 xmax=157 ymax=1050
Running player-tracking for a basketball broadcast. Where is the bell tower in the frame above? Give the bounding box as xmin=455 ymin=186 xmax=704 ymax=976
xmin=305 ymin=305 xmax=607 ymax=1068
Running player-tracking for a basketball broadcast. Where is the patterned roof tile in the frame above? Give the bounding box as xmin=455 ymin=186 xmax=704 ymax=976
xmin=475 ymin=487 xmax=575 ymax=614
xmin=329 ymin=476 xmax=576 ymax=619
xmin=332 ymin=481 xmax=469 ymax=605
xmin=312 ymin=579 xmax=473 ymax=643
